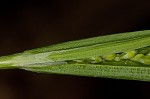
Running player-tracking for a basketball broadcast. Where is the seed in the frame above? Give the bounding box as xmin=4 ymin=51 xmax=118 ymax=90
xmin=114 ymin=56 xmax=120 ymax=61
xmin=103 ymin=53 xmax=116 ymax=61
xmin=120 ymin=50 xmax=136 ymax=59
xmin=114 ymin=54 xmax=121 ymax=61
xmin=86 ymin=56 xmax=102 ymax=63
xmin=138 ymin=55 xmax=150 ymax=65
xmin=131 ymin=54 xmax=144 ymax=62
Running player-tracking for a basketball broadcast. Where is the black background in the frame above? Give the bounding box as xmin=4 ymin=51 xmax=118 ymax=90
xmin=0 ymin=1 xmax=150 ymax=99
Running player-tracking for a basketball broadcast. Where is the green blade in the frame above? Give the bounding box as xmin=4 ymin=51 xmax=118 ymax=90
xmin=22 ymin=63 xmax=150 ymax=82
xmin=25 ymin=30 xmax=150 ymax=54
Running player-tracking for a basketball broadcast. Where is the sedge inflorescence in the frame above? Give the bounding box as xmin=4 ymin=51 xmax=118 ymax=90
xmin=68 ymin=46 xmax=150 ymax=65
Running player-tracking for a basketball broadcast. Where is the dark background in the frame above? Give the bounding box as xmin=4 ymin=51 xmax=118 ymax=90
xmin=0 ymin=0 xmax=150 ymax=99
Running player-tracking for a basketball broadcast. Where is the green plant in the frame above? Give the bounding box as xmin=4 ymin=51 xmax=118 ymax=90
xmin=0 ymin=30 xmax=150 ymax=81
